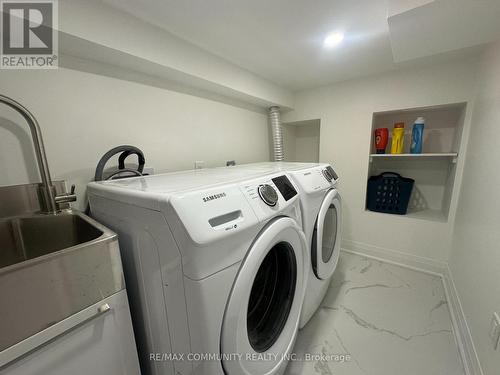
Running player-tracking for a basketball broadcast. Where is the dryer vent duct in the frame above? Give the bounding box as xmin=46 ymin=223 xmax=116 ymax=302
xmin=268 ymin=106 xmax=284 ymax=161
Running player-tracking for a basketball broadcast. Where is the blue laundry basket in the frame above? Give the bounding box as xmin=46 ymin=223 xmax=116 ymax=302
xmin=366 ymin=172 xmax=414 ymax=215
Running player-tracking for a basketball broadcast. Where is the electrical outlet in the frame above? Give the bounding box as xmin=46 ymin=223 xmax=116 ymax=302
xmin=489 ymin=312 xmax=500 ymax=350
xmin=194 ymin=161 xmax=205 ymax=170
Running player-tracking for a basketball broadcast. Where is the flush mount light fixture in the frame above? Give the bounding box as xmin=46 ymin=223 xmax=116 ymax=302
xmin=323 ymin=32 xmax=344 ymax=48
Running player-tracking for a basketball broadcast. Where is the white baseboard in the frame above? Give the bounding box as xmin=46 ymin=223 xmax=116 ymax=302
xmin=341 ymin=239 xmax=448 ymax=276
xmin=442 ymin=265 xmax=484 ymax=375
xmin=341 ymin=239 xmax=483 ymax=375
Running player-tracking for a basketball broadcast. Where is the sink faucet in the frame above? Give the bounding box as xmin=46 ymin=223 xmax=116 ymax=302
xmin=0 ymin=94 xmax=76 ymax=214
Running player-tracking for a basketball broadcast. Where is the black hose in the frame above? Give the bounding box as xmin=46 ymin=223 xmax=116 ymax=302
xmin=95 ymin=145 xmax=145 ymax=182
xmin=86 ymin=145 xmax=146 ymax=216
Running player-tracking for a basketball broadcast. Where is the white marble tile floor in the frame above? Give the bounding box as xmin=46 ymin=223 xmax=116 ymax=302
xmin=286 ymin=252 xmax=464 ymax=375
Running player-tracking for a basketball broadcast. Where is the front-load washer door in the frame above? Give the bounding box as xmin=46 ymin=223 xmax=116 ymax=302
xmin=312 ymin=189 xmax=342 ymax=280
xmin=221 ymin=217 xmax=306 ymax=375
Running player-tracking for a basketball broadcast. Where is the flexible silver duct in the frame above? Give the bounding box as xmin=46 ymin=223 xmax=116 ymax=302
xmin=268 ymin=106 xmax=284 ymax=161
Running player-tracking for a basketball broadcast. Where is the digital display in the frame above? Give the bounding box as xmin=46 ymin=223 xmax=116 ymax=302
xmin=272 ymin=175 xmax=297 ymax=201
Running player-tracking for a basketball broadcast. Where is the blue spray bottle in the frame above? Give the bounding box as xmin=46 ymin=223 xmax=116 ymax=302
xmin=410 ymin=117 xmax=425 ymax=154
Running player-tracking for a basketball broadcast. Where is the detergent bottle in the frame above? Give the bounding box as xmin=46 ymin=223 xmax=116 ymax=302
xmin=410 ymin=117 xmax=425 ymax=154
xmin=390 ymin=122 xmax=405 ymax=154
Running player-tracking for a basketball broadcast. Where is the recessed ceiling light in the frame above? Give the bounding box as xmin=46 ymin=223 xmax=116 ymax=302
xmin=323 ymin=32 xmax=344 ymax=48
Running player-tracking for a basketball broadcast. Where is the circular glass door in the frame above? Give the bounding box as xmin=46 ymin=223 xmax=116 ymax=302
xmin=312 ymin=189 xmax=342 ymax=280
xmin=321 ymin=203 xmax=338 ymax=263
xmin=221 ymin=217 xmax=306 ymax=375
xmin=247 ymin=241 xmax=297 ymax=352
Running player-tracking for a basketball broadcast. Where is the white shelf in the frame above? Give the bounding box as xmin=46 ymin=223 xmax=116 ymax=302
xmin=405 ymin=208 xmax=448 ymax=222
xmin=365 ymin=208 xmax=448 ymax=223
xmin=369 ymin=152 xmax=458 ymax=163
xmin=367 ymin=102 xmax=468 ymax=224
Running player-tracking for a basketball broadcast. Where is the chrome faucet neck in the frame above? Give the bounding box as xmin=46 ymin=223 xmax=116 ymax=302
xmin=0 ymin=94 xmax=58 ymax=214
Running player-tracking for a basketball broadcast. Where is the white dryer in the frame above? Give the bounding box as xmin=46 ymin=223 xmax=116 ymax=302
xmin=232 ymin=162 xmax=342 ymax=328
xmin=286 ymin=164 xmax=341 ymax=328
xmin=87 ymin=167 xmax=307 ymax=375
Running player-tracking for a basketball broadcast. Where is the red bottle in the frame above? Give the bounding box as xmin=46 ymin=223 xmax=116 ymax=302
xmin=375 ymin=128 xmax=389 ymax=154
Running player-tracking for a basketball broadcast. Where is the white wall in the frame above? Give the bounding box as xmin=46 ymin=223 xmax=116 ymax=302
xmin=449 ymin=42 xmax=500 ymax=375
xmin=0 ymin=66 xmax=270 ymax=210
xmin=294 ymin=124 xmax=320 ymax=163
xmin=58 ymin=0 xmax=293 ymax=109
xmin=282 ymin=120 xmax=320 ymax=163
xmin=283 ymin=58 xmax=478 ymax=262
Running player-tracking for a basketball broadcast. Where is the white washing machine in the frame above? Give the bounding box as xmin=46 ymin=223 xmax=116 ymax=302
xmin=87 ymin=167 xmax=308 ymax=375
xmin=232 ymin=162 xmax=342 ymax=328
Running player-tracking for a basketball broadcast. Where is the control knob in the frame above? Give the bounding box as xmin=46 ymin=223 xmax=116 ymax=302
xmin=258 ymin=184 xmax=278 ymax=206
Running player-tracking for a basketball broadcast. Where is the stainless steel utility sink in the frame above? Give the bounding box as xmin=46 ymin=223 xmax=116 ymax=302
xmin=0 ymin=210 xmax=124 ymax=352
xmin=0 ymin=96 xmax=126 ymax=361
xmin=0 ymin=213 xmax=103 ymax=268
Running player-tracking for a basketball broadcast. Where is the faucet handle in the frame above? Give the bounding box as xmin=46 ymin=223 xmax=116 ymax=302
xmin=54 ymin=185 xmax=77 ymax=205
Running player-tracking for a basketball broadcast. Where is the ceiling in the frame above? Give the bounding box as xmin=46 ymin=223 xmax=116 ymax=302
xmin=104 ymin=0 xmax=500 ymax=91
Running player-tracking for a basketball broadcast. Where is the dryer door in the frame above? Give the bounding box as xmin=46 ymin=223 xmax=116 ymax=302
xmin=221 ymin=217 xmax=306 ymax=375
xmin=312 ymin=189 xmax=342 ymax=280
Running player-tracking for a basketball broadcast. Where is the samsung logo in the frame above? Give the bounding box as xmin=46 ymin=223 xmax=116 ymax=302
xmin=202 ymin=192 xmax=227 ymax=202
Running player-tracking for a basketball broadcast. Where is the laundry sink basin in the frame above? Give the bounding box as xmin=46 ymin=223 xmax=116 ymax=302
xmin=0 ymin=212 xmax=103 ymax=268
xmin=0 ymin=210 xmax=124 ymax=352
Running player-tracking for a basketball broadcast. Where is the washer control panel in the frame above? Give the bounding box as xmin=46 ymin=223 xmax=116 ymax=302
xmin=168 ymin=172 xmax=301 ymax=244
xmin=241 ymin=173 xmax=300 ymax=222
xmin=289 ymin=164 xmax=339 ymax=194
